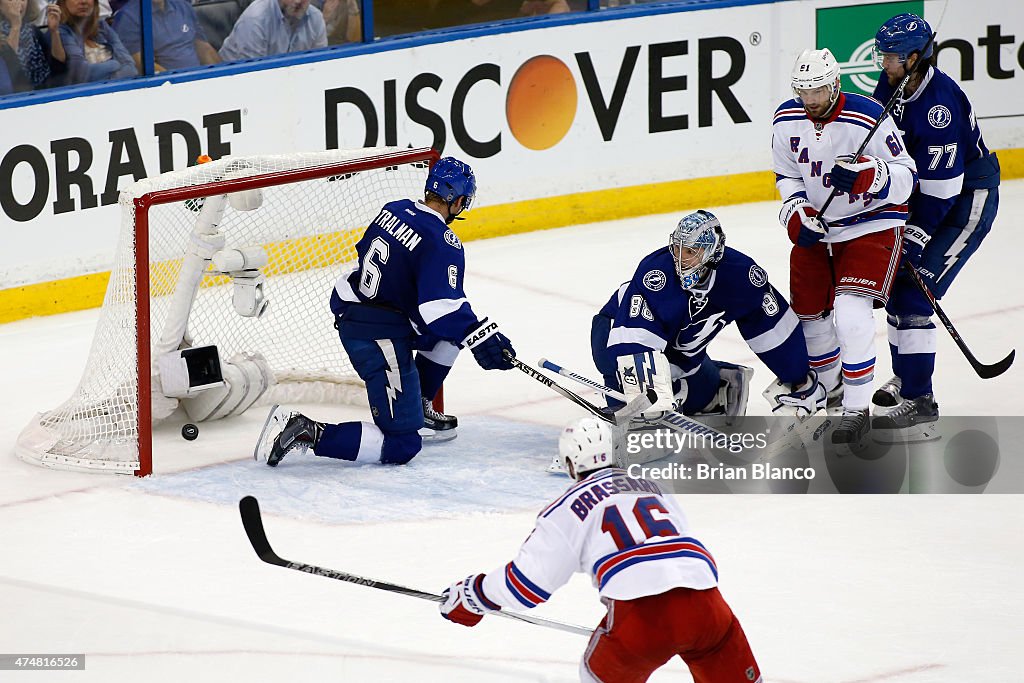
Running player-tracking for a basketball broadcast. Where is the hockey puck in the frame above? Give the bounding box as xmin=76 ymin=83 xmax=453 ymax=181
xmin=181 ymin=423 xmax=199 ymax=441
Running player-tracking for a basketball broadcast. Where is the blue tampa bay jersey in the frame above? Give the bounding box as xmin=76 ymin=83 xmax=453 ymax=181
xmin=602 ymin=246 xmax=807 ymax=385
xmin=874 ymin=65 xmax=998 ymax=233
xmin=332 ymin=199 xmax=481 ymax=343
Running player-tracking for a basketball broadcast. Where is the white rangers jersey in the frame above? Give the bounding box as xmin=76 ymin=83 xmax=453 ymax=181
xmin=477 ymin=469 xmax=718 ymax=610
xmin=772 ymin=92 xmax=918 ymax=243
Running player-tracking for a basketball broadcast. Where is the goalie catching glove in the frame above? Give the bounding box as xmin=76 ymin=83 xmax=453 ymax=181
xmin=440 ymin=574 xmax=500 ymax=627
xmin=780 ymin=196 xmax=826 ymax=247
xmin=462 ymin=318 xmax=516 ymax=371
xmin=830 ymin=154 xmax=891 ymax=197
xmin=762 ymin=370 xmax=827 ymax=417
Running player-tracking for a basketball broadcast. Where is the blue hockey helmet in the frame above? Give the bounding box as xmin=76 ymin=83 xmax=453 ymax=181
xmin=874 ymin=13 xmax=933 ymax=68
xmin=670 ymin=210 xmax=726 ymax=289
xmin=425 ymin=157 xmax=477 ymax=217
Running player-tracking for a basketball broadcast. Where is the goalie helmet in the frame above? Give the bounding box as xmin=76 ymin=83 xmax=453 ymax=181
xmin=790 ymin=48 xmax=841 ymax=106
xmin=559 ymin=417 xmax=615 ymax=480
xmin=670 ymin=210 xmax=725 ymax=289
xmin=426 ymin=157 xmax=477 ymax=219
xmin=874 ymin=13 xmax=933 ymax=68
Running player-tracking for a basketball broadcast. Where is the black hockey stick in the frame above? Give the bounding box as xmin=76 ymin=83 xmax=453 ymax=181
xmin=506 ymin=352 xmax=617 ymax=423
xmin=238 ymin=496 xmax=591 ymax=636
xmin=818 ymin=30 xmax=939 ymax=220
xmin=537 ymin=357 xmax=726 ymax=439
xmin=903 ymin=263 xmax=1014 ymax=379
xmin=505 ymin=352 xmax=655 ymax=424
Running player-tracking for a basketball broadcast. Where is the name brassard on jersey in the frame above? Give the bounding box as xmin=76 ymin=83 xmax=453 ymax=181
xmin=568 ymin=475 xmax=662 ymax=521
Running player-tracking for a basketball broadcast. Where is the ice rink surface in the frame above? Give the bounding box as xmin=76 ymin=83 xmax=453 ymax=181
xmin=1 ymin=185 xmax=1023 ymax=682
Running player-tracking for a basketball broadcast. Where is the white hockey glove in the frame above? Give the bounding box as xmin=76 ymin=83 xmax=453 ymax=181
xmin=616 ymin=350 xmax=675 ymax=414
xmin=780 ymin=196 xmax=826 ymax=248
xmin=762 ymin=370 xmax=827 ymax=417
xmin=831 ymin=154 xmax=891 ymax=196
xmin=440 ymin=574 xmax=498 ymax=627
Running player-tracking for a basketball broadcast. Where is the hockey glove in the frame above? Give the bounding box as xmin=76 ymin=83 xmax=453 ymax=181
xmin=463 ymin=318 xmax=516 ymax=371
xmin=440 ymin=574 xmax=499 ymax=627
xmin=831 ymin=154 xmax=891 ymax=197
xmin=780 ymin=196 xmax=826 ymax=247
xmin=901 ymin=224 xmax=930 ymax=269
xmin=763 ymin=370 xmax=827 ymax=417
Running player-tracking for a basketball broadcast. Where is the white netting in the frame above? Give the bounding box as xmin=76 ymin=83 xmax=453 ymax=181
xmin=16 ymin=147 xmax=434 ymax=474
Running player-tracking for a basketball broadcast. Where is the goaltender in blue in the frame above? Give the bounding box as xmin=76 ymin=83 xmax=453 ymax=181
xmin=627 ymin=461 xmax=817 ymax=481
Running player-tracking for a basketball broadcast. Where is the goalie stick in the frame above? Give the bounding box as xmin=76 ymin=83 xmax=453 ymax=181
xmin=504 ymin=352 xmax=656 ymax=425
xmin=903 ymin=263 xmax=1014 ymax=379
xmin=536 ymin=357 xmax=724 ymax=439
xmin=535 ymin=357 xmax=818 ymax=462
xmin=238 ymin=496 xmax=591 ymax=637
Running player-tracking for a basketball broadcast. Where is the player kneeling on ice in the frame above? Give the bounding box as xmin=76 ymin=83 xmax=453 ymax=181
xmin=254 ymin=157 xmax=516 ymax=467
xmin=591 ymin=210 xmax=826 ymax=430
xmin=440 ymin=417 xmax=764 ymax=683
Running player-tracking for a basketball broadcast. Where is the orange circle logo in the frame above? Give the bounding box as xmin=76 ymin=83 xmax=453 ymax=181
xmin=506 ymin=55 xmax=578 ymax=151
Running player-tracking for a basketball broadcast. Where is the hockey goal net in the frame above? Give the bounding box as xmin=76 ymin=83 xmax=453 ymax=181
xmin=16 ymin=146 xmax=439 ymax=476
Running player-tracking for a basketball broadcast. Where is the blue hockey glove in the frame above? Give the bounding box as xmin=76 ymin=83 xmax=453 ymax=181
xmin=780 ymin=196 xmax=826 ymax=248
xmin=462 ymin=318 xmax=516 ymax=371
xmin=440 ymin=574 xmax=498 ymax=627
xmin=831 ymin=154 xmax=891 ymax=197
xmin=901 ymin=224 xmax=930 ymax=269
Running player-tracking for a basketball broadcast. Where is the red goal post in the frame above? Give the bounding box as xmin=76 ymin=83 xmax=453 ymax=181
xmin=16 ymin=147 xmax=440 ymax=477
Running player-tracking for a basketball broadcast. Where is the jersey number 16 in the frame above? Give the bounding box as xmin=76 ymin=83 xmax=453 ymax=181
xmin=601 ymin=496 xmax=680 ymax=551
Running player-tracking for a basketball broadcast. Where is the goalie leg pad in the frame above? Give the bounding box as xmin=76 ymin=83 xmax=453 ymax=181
xmin=692 ymin=361 xmax=754 ymax=419
xmin=182 ymin=352 xmax=273 ymax=422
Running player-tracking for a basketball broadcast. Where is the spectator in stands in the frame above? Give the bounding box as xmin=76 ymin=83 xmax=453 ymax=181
xmin=1 ymin=41 xmax=18 ymax=93
xmin=1 ymin=0 xmax=65 ymax=90
xmin=218 ymin=0 xmax=326 ymax=62
xmin=112 ymin=0 xmax=219 ymax=73
xmin=48 ymin=0 xmax=135 ymax=83
xmin=317 ymin=0 xmax=359 ymax=45
xmin=519 ymin=0 xmax=573 ymax=15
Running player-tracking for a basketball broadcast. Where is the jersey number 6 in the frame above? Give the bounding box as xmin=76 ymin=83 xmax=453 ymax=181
xmin=358 ymin=236 xmax=390 ymax=299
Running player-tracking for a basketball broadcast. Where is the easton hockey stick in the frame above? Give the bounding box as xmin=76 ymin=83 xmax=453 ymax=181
xmin=536 ymin=358 xmax=819 ymax=461
xmin=504 ymin=352 xmax=655 ymax=425
xmin=537 ymin=357 xmax=725 ymax=439
xmin=903 ymin=263 xmax=1014 ymax=379
xmin=238 ymin=496 xmax=591 ymax=636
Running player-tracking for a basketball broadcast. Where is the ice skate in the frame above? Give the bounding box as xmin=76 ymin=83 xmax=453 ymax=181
xmin=419 ymin=397 xmax=458 ymax=443
xmin=254 ymin=404 xmax=323 ymax=467
xmin=831 ymin=408 xmax=869 ymax=454
xmin=871 ymin=376 xmax=902 ymax=409
xmin=872 ymin=394 xmax=941 ymax=443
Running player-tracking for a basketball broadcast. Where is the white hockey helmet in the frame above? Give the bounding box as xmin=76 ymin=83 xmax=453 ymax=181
xmin=791 ymin=48 xmax=841 ymax=105
xmin=559 ymin=417 xmax=615 ymax=480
